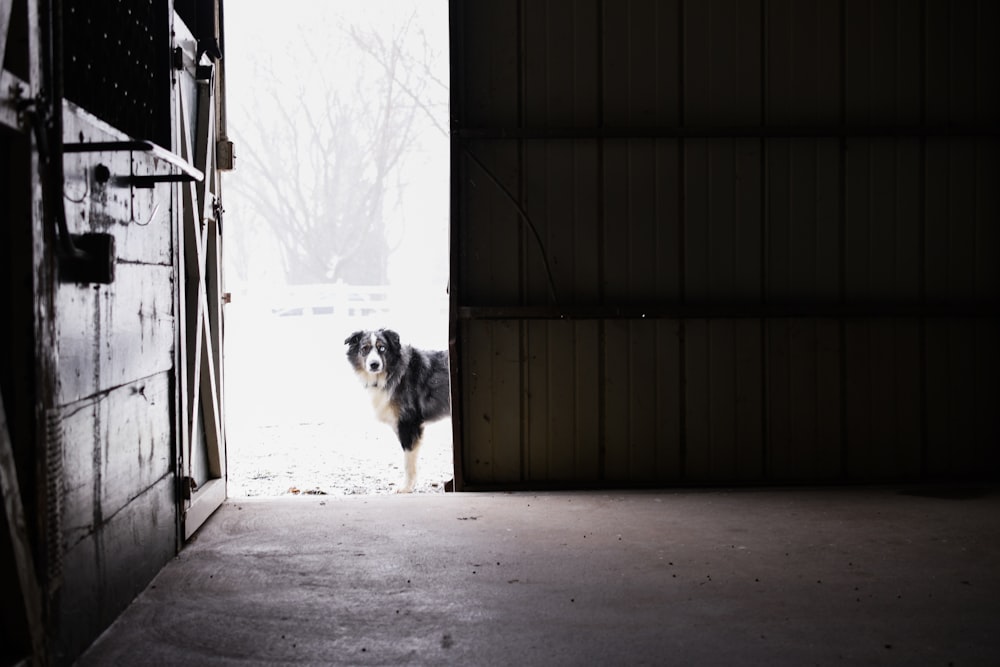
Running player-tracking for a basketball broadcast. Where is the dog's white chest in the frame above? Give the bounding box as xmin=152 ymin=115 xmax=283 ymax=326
xmin=366 ymin=384 xmax=398 ymax=425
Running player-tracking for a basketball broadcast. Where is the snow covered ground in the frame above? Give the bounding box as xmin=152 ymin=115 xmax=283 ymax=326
xmin=223 ymin=296 xmax=453 ymax=497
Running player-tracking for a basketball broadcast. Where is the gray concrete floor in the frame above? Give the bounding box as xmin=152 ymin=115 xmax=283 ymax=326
xmin=78 ymin=487 xmax=999 ymax=666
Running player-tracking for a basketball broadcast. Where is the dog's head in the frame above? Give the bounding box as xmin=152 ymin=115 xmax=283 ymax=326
xmin=344 ymin=328 xmax=402 ymax=378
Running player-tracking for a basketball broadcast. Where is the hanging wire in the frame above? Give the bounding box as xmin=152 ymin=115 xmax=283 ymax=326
xmin=462 ymin=147 xmax=560 ymax=305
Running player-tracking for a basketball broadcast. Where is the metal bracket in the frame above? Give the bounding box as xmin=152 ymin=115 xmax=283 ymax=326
xmin=63 ymin=139 xmax=204 ymax=187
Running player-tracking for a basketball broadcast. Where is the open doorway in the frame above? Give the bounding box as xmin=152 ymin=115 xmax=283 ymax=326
xmin=221 ymin=1 xmax=451 ymax=496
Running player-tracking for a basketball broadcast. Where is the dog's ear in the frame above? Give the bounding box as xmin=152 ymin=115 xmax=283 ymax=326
xmin=344 ymin=331 xmax=364 ymax=347
xmin=380 ymin=329 xmax=400 ymax=351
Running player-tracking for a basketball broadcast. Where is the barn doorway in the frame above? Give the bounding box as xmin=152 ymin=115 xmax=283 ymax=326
xmin=221 ymin=1 xmax=452 ymax=496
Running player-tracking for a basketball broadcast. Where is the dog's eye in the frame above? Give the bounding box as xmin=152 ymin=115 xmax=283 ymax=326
xmin=377 ymin=345 xmax=386 ymax=353
xmin=361 ymin=345 xmax=371 ymax=354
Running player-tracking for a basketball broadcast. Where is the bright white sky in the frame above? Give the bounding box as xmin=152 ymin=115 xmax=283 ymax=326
xmin=222 ymin=1 xmax=450 ymax=296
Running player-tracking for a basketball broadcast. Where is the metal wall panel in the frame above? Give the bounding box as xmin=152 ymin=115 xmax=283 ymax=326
xmin=451 ymin=0 xmax=1000 ymax=489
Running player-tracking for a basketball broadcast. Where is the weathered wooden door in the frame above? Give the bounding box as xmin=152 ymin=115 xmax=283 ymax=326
xmin=174 ymin=13 xmax=227 ymax=539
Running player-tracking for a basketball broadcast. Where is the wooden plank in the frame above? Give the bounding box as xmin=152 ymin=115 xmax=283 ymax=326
xmin=58 ymin=473 xmax=175 ymax=658
xmin=184 ymin=477 xmax=226 ymax=540
xmin=178 ymin=79 xmax=205 ymax=465
xmin=55 ymin=263 xmax=175 ymax=405
xmin=61 ymin=109 xmax=174 ymax=265
xmin=206 ymin=216 xmax=224 ymax=469
xmin=198 ymin=301 xmax=222 ymax=478
xmin=60 ymin=375 xmax=173 ymax=549
xmin=0 ymin=70 xmax=27 ymax=131
xmin=0 ymin=391 xmax=46 ymax=664
xmin=0 ymin=0 xmax=12 ymax=74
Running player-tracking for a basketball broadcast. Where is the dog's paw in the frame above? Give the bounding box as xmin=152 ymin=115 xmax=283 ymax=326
xmin=395 ymin=485 xmax=414 ymax=494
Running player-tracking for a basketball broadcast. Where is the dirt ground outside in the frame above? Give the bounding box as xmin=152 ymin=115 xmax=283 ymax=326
xmin=223 ymin=296 xmax=454 ymax=497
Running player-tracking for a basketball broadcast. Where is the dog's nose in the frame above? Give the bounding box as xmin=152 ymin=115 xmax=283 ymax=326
xmin=369 ymin=361 xmax=381 ymax=372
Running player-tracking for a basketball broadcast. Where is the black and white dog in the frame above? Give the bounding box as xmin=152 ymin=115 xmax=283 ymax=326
xmin=344 ymin=329 xmax=450 ymax=493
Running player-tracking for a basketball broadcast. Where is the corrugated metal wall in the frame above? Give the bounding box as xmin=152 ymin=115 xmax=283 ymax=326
xmin=450 ymin=0 xmax=1000 ymax=488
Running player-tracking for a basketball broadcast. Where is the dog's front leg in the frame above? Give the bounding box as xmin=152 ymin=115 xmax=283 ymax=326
xmin=396 ymin=421 xmax=424 ymax=493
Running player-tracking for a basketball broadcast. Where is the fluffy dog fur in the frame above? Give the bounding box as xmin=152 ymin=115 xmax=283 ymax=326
xmin=344 ymin=329 xmax=450 ymax=493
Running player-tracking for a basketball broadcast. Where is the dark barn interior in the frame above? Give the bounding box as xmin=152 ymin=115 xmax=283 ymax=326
xmin=2 ymin=1 xmax=999 ymax=665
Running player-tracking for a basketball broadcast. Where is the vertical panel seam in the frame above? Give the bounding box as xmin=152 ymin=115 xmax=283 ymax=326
xmin=838 ymin=0 xmax=849 ymax=480
xmin=760 ymin=0 xmax=770 ymax=480
xmin=517 ymin=0 xmax=527 ymax=483
xmin=678 ymin=0 xmax=687 ymax=480
xmin=918 ymin=0 xmax=928 ymax=478
xmin=596 ymin=0 xmax=607 ymax=481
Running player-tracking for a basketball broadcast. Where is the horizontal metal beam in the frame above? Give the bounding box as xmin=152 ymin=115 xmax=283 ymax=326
xmin=455 ymin=125 xmax=1000 ymax=141
xmin=63 ymin=139 xmax=204 ymax=182
xmin=459 ymin=303 xmax=1000 ymax=321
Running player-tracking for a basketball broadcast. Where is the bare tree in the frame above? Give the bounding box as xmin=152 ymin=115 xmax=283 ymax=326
xmin=229 ymin=13 xmax=442 ymax=286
